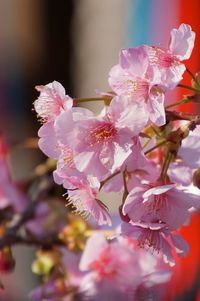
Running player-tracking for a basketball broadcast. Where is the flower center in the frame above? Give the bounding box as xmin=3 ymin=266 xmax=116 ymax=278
xmin=126 ymin=79 xmax=149 ymax=98
xmin=89 ymin=122 xmax=117 ymax=145
xmin=62 ymin=147 xmax=74 ymax=167
xmin=35 ymin=86 xmax=65 ymax=123
xmin=138 ymin=228 xmax=161 ymax=252
xmin=90 ymin=247 xmax=117 ymax=279
xmin=150 ymin=193 xmax=168 ymax=212
xmin=148 ymin=47 xmax=180 ymax=68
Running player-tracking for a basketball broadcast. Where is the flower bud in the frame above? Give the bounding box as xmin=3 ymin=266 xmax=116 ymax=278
xmin=193 ymin=167 xmax=200 ymax=189
xmin=119 ymin=205 xmax=130 ymax=223
xmin=192 ymin=72 xmax=200 ymax=91
xmin=0 ymin=247 xmax=15 ymax=273
xmin=59 ymin=215 xmax=90 ymax=252
xmin=32 ymin=249 xmax=61 ymax=276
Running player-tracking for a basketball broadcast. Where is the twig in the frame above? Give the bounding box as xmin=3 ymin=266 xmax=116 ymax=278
xmin=166 ymin=110 xmax=200 ymax=123
xmin=0 ymin=176 xmax=55 ymax=250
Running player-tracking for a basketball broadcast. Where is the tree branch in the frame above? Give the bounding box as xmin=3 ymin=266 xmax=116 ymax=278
xmin=166 ymin=110 xmax=200 ymax=124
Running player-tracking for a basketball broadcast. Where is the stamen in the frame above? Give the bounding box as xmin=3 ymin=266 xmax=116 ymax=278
xmin=88 ymin=122 xmax=117 ymax=145
xmin=138 ymin=228 xmax=161 ymax=253
xmin=34 ymin=88 xmax=65 ymax=123
xmin=62 ymin=148 xmax=74 ymax=168
xmin=149 ymin=193 xmax=168 ymax=212
xmin=90 ymin=247 xmax=117 ymax=279
xmin=148 ymin=47 xmax=180 ymax=68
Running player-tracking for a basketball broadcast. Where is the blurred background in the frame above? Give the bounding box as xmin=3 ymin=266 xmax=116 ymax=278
xmin=0 ymin=0 xmax=200 ymax=300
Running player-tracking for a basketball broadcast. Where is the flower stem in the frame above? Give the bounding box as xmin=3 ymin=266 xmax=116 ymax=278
xmin=186 ymin=67 xmax=199 ymax=85
xmin=160 ymin=151 xmax=173 ymax=182
xmin=99 ymin=170 xmax=121 ymax=190
xmin=75 ymin=97 xmax=105 ymax=103
xmin=165 ymin=97 xmax=190 ymax=109
xmin=122 ymin=170 xmax=129 ymax=203
xmin=177 ymin=84 xmax=199 ymax=93
xmin=144 ymin=140 xmax=167 ymax=155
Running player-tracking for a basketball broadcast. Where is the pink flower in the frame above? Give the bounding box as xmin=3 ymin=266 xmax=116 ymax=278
xmin=80 ymin=233 xmax=143 ymax=292
xmin=38 ymin=107 xmax=86 ymax=160
xmin=122 ymin=182 xmax=199 ymax=231
xmin=36 ymin=82 xmax=74 ymax=160
xmin=80 ymin=233 xmax=171 ymax=300
xmin=38 ymin=122 xmax=60 ymax=160
xmin=121 ymin=221 xmax=189 ymax=266
xmin=56 ymin=99 xmax=147 ymax=179
xmin=66 ymin=177 xmax=111 ymax=226
xmin=144 ymin=23 xmax=195 ymax=89
xmin=52 ymin=144 xmax=89 ymax=191
xmin=34 ymin=81 xmax=73 ymax=123
xmin=109 ymin=47 xmax=166 ymax=126
xmin=30 ymin=249 xmax=84 ymax=301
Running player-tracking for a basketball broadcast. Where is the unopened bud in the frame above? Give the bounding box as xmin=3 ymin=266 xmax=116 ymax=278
xmin=32 ymin=249 xmax=60 ymax=276
xmin=192 ymin=72 xmax=200 ymax=91
xmin=59 ymin=216 xmax=90 ymax=252
xmin=0 ymin=247 xmax=15 ymax=273
xmin=167 ymin=126 xmax=190 ymax=156
xmin=193 ymin=167 xmax=200 ymax=189
xmin=119 ymin=205 xmax=130 ymax=223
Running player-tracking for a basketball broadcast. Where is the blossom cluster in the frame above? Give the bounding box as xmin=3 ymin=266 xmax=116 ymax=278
xmin=1 ymin=22 xmax=200 ymax=301
xmin=34 ymin=23 xmax=200 ymax=262
xmin=30 ymin=232 xmax=171 ymax=301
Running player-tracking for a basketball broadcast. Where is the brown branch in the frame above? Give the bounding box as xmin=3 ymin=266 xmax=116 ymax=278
xmin=14 ymin=234 xmax=63 ymax=248
xmin=0 ymin=176 xmax=55 ymax=250
xmin=166 ymin=110 xmax=200 ymax=124
xmin=0 ymin=233 xmax=64 ymax=249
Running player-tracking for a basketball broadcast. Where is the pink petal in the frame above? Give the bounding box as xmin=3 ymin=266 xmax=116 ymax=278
xmin=143 ymin=184 xmax=175 ymax=199
xmin=79 ymin=234 xmax=107 ymax=271
xmin=169 ymin=23 xmax=195 ymax=60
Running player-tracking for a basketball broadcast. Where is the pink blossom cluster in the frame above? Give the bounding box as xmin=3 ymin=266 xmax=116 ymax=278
xmin=34 ymin=23 xmax=200 ymax=268
xmin=30 ymin=233 xmax=171 ymax=301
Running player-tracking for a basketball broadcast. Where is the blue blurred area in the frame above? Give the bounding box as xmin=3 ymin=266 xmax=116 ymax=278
xmin=127 ymin=0 xmax=152 ymax=46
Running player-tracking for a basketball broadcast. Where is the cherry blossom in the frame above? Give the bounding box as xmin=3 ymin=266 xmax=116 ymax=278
xmin=65 ymin=177 xmax=111 ymax=226
xmin=55 ymin=98 xmax=147 ymax=179
xmin=121 ymin=221 xmax=189 ymax=266
xmin=122 ymin=182 xmax=199 ymax=230
xmin=109 ymin=46 xmax=166 ymax=126
xmin=34 ymin=81 xmax=73 ymax=123
xmin=144 ymin=23 xmax=195 ymax=89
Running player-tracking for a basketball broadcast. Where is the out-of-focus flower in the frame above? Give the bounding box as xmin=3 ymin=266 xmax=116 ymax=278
xmin=59 ymin=215 xmax=91 ymax=252
xmin=32 ymin=249 xmax=61 ymax=276
xmin=0 ymin=138 xmax=27 ymax=212
xmin=80 ymin=234 xmax=142 ymax=290
xmin=30 ymin=248 xmax=85 ymax=301
xmin=79 ymin=233 xmax=171 ymax=300
xmin=26 ymin=199 xmax=67 ymax=236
